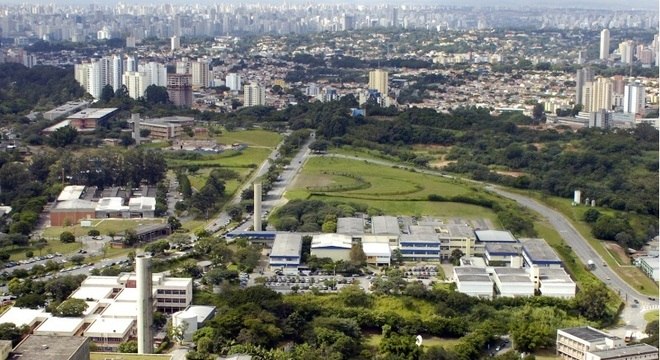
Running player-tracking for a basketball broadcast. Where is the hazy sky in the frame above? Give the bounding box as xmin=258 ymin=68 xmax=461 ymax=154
xmin=0 ymin=0 xmax=657 ymax=9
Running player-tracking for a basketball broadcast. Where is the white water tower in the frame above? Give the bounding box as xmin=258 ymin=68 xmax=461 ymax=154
xmin=573 ymin=190 xmax=581 ymax=205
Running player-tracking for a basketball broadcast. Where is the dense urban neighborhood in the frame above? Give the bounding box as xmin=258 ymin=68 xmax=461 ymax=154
xmin=0 ymin=2 xmax=656 ymax=360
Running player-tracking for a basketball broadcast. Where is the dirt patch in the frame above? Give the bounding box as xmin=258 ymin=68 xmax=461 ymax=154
xmin=604 ymin=241 xmax=631 ymax=265
xmin=431 ymin=160 xmax=455 ymax=168
xmin=494 ymin=170 xmax=526 ymax=177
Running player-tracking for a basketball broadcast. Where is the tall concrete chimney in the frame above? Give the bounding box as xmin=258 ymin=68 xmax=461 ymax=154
xmin=132 ymin=113 xmax=141 ymax=145
xmin=253 ymin=182 xmax=262 ymax=231
xmin=136 ymin=255 xmax=153 ymax=354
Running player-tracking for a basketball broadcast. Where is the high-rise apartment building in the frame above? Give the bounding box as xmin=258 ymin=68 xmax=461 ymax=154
xmin=618 ymin=40 xmax=634 ymax=64
xmin=74 ymin=59 xmax=109 ymax=99
xmin=167 ymin=74 xmax=193 ymax=107
xmin=191 ymin=59 xmax=210 ymax=88
xmin=368 ymin=69 xmax=389 ymax=95
xmin=243 ymin=83 xmax=266 ymax=107
xmin=575 ymin=67 xmax=593 ymax=105
xmin=126 ymin=55 xmax=138 ymax=72
xmin=623 ymin=82 xmax=645 ymax=114
xmin=600 ymin=29 xmax=610 ymax=60
xmin=110 ymin=54 xmax=123 ymax=92
xmin=225 ymin=73 xmax=242 ymax=91
xmin=171 ymin=36 xmax=180 ymax=52
xmin=138 ymin=62 xmax=168 ymax=87
xmin=122 ymin=71 xmax=147 ymax=99
xmin=176 ymin=57 xmax=191 ymax=75
xmin=582 ymin=77 xmax=613 ymax=112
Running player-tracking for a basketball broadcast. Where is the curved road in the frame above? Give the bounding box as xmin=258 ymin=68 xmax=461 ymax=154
xmin=319 ymin=153 xmax=657 ymax=332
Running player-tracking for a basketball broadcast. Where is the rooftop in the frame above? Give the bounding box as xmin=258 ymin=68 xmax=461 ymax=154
xmin=140 ymin=116 xmax=195 ymax=125
xmin=485 ymin=242 xmax=520 ymax=255
xmin=271 ymin=233 xmax=303 ymax=258
xmin=408 ymin=225 xmax=437 ymax=235
xmin=455 ymin=266 xmax=489 ymax=275
xmin=311 ymin=233 xmax=352 ymax=249
xmin=362 ymin=242 xmax=391 ymax=257
xmin=81 ymin=276 xmax=120 ymax=287
xmin=10 ymin=335 xmax=89 ymax=360
xmin=539 ymin=267 xmax=574 ymax=283
xmin=67 ymin=107 xmax=118 ymax=119
xmin=128 ymin=197 xmax=156 ymax=211
xmin=521 ymin=238 xmax=562 ymax=263
xmin=95 ymin=197 xmax=127 ymax=212
xmin=337 ymin=217 xmax=365 ymax=234
xmin=85 ymin=317 xmax=134 ymax=337
xmin=70 ymin=285 xmax=114 ymax=301
xmin=0 ymin=307 xmax=48 ymax=327
xmin=399 ymin=233 xmax=440 ymax=243
xmin=437 ymin=224 xmax=475 ymax=238
xmin=34 ymin=317 xmax=84 ymax=335
xmin=371 ymin=216 xmax=400 ymax=235
xmin=475 ymin=230 xmax=518 ymax=243
xmin=101 ymin=301 xmax=139 ymax=318
xmin=559 ymin=326 xmax=618 ymax=342
xmin=54 ymin=199 xmax=97 ymax=210
xmin=588 ymin=344 xmax=660 ymax=359
xmin=57 ymin=185 xmax=86 ymax=202
xmin=173 ymin=305 xmax=216 ymax=323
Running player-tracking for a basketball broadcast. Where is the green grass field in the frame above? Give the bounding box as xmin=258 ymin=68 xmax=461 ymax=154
xmin=511 ymin=190 xmax=659 ymax=297
xmin=287 ymin=157 xmax=498 ymax=221
xmin=216 ymin=128 xmax=283 ymax=148
xmin=9 ymin=240 xmax=81 ymax=261
xmin=644 ymin=310 xmax=659 ymax=323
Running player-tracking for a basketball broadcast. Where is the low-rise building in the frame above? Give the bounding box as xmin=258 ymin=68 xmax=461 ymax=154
xmin=172 ymin=305 xmax=216 ymax=342
xmin=521 ymin=238 xmax=563 ymax=268
xmin=398 ymin=233 xmax=441 ymax=261
xmin=557 ymin=326 xmax=625 ymax=360
xmin=311 ymin=233 xmax=352 ymax=262
xmin=84 ymin=318 xmax=135 ymax=352
xmin=33 ymin=317 xmax=85 ymax=337
xmin=484 ymin=242 xmax=522 ymax=267
xmin=133 ymin=116 xmax=195 ymax=139
xmin=269 ymin=233 xmax=303 ymax=273
xmin=453 ymin=266 xmax=493 ymax=299
xmin=362 ymin=242 xmax=391 ymax=266
xmin=585 ymin=343 xmax=659 ymax=360
xmin=492 ymin=267 xmax=534 ymax=297
xmin=9 ymin=335 xmax=90 ymax=360
xmin=437 ymin=223 xmax=476 ymax=260
xmin=535 ymin=267 xmax=577 ymax=298
xmin=337 ymin=217 xmax=365 ymax=238
xmin=42 ymin=108 xmax=118 ymax=133
xmin=0 ymin=307 xmax=49 ymax=328
xmin=635 ymin=256 xmax=659 ymax=281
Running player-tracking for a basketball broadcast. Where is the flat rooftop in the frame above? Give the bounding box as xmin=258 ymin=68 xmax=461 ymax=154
xmin=362 ymin=242 xmax=391 ymax=257
xmin=371 ymin=216 xmax=400 ymax=235
xmin=82 ymin=276 xmax=120 ymax=287
xmin=399 ymin=233 xmax=440 ymax=243
xmin=485 ymin=242 xmax=520 ymax=255
xmin=70 ymin=285 xmax=114 ymax=301
xmin=311 ymin=233 xmax=352 ymax=249
xmin=337 ymin=217 xmax=365 ymax=234
xmin=0 ymin=307 xmax=48 ymax=327
xmin=140 ymin=116 xmax=195 ymax=125
xmin=408 ymin=225 xmax=437 ymax=235
xmin=437 ymin=224 xmax=475 ymax=238
xmin=57 ymin=185 xmax=86 ymax=202
xmin=67 ymin=107 xmax=118 ymax=119
xmin=539 ymin=267 xmax=574 ymax=283
xmin=521 ymin=238 xmax=562 ymax=263
xmin=271 ymin=233 xmax=303 ymax=258
xmin=34 ymin=317 xmax=84 ymax=335
xmin=455 ymin=266 xmax=489 ymax=275
xmin=175 ymin=305 xmax=216 ymax=323
xmin=475 ymin=230 xmax=517 ymax=243
xmin=85 ymin=317 xmax=134 ymax=337
xmin=560 ymin=326 xmax=618 ymax=342
xmin=10 ymin=335 xmax=89 ymax=360
xmin=95 ymin=197 xmax=127 ymax=212
xmin=588 ymin=344 xmax=660 ymax=358
xmin=101 ymin=301 xmax=138 ymax=318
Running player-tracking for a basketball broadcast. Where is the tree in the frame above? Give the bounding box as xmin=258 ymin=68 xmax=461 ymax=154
xmin=349 ymin=244 xmax=367 ymax=267
xmin=227 ymin=205 xmax=243 ymax=222
xmin=60 ymin=231 xmax=76 ymax=243
xmin=309 ymin=140 xmax=330 ymax=153
xmin=53 ymin=298 xmax=88 ymax=317
xmin=379 ymin=325 xmax=422 ymax=360
xmin=117 ymin=340 xmax=138 ymax=353
xmin=449 ymin=249 xmax=464 ymax=266
xmin=338 ymin=284 xmax=371 ymax=307
xmin=144 ymin=85 xmax=170 ymax=104
xmin=583 ymin=208 xmax=601 ymax=223
xmin=69 ymin=254 xmax=85 ymax=265
xmin=168 ymin=216 xmax=182 ymax=231
xmin=145 ymin=239 xmax=170 ymax=255
xmin=0 ymin=323 xmax=22 ymax=345
xmin=88 ymin=229 xmax=100 ymax=237
xmin=573 ymin=283 xmax=613 ymax=323
xmin=100 ymin=84 xmax=115 ymax=103
xmin=532 ymin=103 xmax=545 ymax=121
xmin=47 ymin=126 xmax=78 ymax=148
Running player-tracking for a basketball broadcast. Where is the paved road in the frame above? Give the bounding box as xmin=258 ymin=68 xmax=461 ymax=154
xmin=488 ymin=187 xmax=657 ymax=334
xmin=318 ymin=153 xmax=658 ymax=332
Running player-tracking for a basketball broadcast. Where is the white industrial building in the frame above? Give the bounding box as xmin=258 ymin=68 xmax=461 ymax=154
xmin=483 ymin=242 xmax=522 ymax=267
xmin=586 ymin=344 xmax=659 ymax=360
xmin=535 ymin=267 xmax=577 ymax=298
xmin=172 ymin=305 xmax=216 ymax=342
xmin=34 ymin=317 xmax=85 ymax=337
xmin=453 ymin=266 xmax=494 ymax=299
xmin=492 ymin=267 xmax=534 ymax=297
xmin=269 ymin=233 xmax=303 ymax=274
xmin=311 ymin=233 xmax=353 ymax=261
xmin=84 ymin=318 xmax=135 ymax=351
xmin=362 ymin=242 xmax=391 ymax=266
xmin=635 ymin=256 xmax=659 ymax=281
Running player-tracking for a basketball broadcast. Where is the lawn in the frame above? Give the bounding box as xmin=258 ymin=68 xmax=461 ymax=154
xmin=216 ymin=128 xmax=283 ymax=148
xmin=166 ymin=147 xmax=272 ymax=168
xmin=287 ymin=157 xmax=501 ymax=221
xmin=644 ymin=310 xmax=659 ymax=323
xmin=512 ymin=189 xmax=659 ymax=297
xmin=42 ymin=218 xmax=166 ymax=239
xmin=9 ymin=239 xmax=81 ymax=261
xmin=90 ymin=353 xmax=171 ymax=360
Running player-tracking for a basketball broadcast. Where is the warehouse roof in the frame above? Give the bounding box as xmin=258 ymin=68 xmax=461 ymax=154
xmin=128 ymin=197 xmax=156 ymax=211
xmin=271 ymin=233 xmax=303 ymax=258
xmin=0 ymin=307 xmax=48 ymax=327
xmin=399 ymin=233 xmax=439 ymax=243
xmin=362 ymin=242 xmax=391 ymax=257
xmin=588 ymin=344 xmax=659 ymax=359
xmin=10 ymin=335 xmax=89 ymax=360
xmin=521 ymin=238 xmax=562 ymax=264
xmin=475 ymin=230 xmax=517 ymax=242
xmin=67 ymin=107 xmax=117 ymax=119
xmin=34 ymin=317 xmax=84 ymax=335
xmin=85 ymin=317 xmax=134 ymax=337
xmin=311 ymin=233 xmax=352 ymax=249
xmin=485 ymin=242 xmax=520 ymax=255
xmin=70 ymin=285 xmax=114 ymax=301
xmin=408 ymin=225 xmax=437 ymax=235
xmin=54 ymin=199 xmax=96 ymax=210
xmin=559 ymin=326 xmax=618 ymax=341
xmin=95 ymin=197 xmax=127 ymax=212
xmin=437 ymin=224 xmax=475 ymax=238
xmin=493 ymin=267 xmax=532 ymax=283
xmin=337 ymin=217 xmax=365 ymax=234
xmin=57 ymin=185 xmax=86 ymax=201
xmin=371 ymin=216 xmax=400 ymax=235
xmin=539 ymin=267 xmax=573 ymax=283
